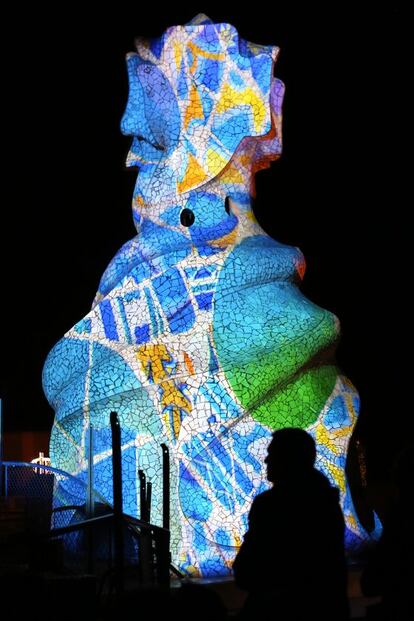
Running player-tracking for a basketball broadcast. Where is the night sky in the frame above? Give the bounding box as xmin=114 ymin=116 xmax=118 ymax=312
xmin=1 ymin=5 xmax=409 ymax=480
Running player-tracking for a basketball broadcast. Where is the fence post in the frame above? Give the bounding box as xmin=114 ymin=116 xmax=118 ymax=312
xmin=138 ymin=469 xmax=146 ymax=521
xmin=86 ymin=425 xmax=95 ymax=573
xmin=154 ymin=527 xmax=170 ymax=588
xmin=110 ymin=411 xmax=124 ymax=594
xmin=160 ymin=444 xmax=170 ymax=531
xmin=86 ymin=425 xmax=95 ymax=518
xmin=146 ymin=481 xmax=152 ymax=524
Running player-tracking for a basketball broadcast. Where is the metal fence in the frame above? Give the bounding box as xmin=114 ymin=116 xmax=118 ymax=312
xmin=1 ymin=455 xmax=170 ymax=590
xmin=1 ymin=461 xmax=110 ymax=528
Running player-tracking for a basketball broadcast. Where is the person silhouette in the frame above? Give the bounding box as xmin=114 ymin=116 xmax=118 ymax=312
xmin=232 ymin=428 xmax=349 ymax=620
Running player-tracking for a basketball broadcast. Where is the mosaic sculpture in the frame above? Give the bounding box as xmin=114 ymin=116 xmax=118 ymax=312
xmin=43 ymin=14 xmax=379 ymax=576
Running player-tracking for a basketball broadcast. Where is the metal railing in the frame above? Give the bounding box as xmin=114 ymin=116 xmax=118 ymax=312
xmin=0 ymin=413 xmax=174 ymax=590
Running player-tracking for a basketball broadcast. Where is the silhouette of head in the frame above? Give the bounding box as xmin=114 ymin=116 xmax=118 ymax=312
xmin=265 ymin=428 xmax=317 ymax=483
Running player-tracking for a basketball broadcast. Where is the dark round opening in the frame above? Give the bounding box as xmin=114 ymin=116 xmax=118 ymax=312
xmin=224 ymin=196 xmax=231 ymax=215
xmin=180 ymin=208 xmax=195 ymax=227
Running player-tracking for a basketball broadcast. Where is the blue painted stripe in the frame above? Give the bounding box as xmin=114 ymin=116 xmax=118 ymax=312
xmin=195 ymin=292 xmax=213 ymax=311
xmin=144 ymin=286 xmax=161 ymax=336
xmin=168 ymin=300 xmax=195 ymax=334
xmin=135 ymin=324 xmax=150 ymax=344
xmin=116 ymin=297 xmax=132 ymax=343
xmin=100 ymin=299 xmax=119 ymax=341
xmin=124 ymin=290 xmax=141 ymax=302
xmin=234 ymin=462 xmax=254 ymax=495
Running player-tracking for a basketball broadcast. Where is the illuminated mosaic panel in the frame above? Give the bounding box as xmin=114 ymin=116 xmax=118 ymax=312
xmin=43 ymin=14 xmax=379 ymax=576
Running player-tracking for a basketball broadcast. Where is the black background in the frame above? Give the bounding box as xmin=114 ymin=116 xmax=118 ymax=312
xmin=1 ymin=4 xmax=410 ymax=480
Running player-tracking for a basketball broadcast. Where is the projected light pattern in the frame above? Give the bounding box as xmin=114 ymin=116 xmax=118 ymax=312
xmin=43 ymin=14 xmax=379 ymax=576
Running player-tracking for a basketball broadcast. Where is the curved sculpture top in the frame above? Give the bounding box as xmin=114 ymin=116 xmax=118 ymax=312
xmin=43 ymin=14 xmax=379 ymax=577
xmin=122 ymin=14 xmax=278 ymax=204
